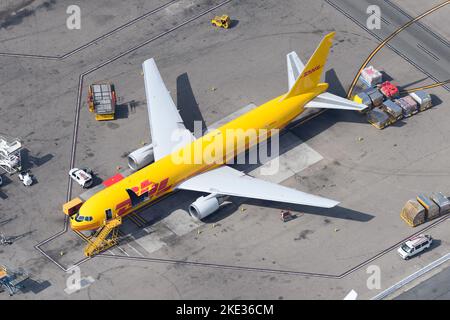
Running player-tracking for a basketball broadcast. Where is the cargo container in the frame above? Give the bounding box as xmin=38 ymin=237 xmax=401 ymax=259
xmin=395 ymin=97 xmax=418 ymax=117
xmin=360 ymin=66 xmax=382 ymax=87
xmin=366 ymin=108 xmax=390 ymax=129
xmin=379 ymin=81 xmax=399 ymax=98
xmin=381 ymin=99 xmax=403 ymax=121
xmin=417 ymin=194 xmax=440 ymax=221
xmin=400 ymin=199 xmax=426 ymax=227
xmin=353 ymin=92 xmax=372 ymax=109
xmin=402 ymin=96 xmax=418 ymax=114
xmin=363 ymin=87 xmax=384 ymax=107
xmin=88 ymin=83 xmax=116 ymax=121
xmin=410 ymin=90 xmax=432 ymax=111
xmin=430 ymin=192 xmax=450 ymax=216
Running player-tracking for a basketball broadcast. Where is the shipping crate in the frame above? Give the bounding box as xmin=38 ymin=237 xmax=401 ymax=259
xmin=381 ymin=99 xmax=403 ymax=121
xmin=401 ymin=199 xmax=426 ymax=227
xmin=430 ymin=192 xmax=450 ymax=216
xmin=353 ymin=92 xmax=373 ymax=109
xmin=367 ymin=89 xmax=384 ymax=107
xmin=366 ymin=108 xmax=390 ymax=129
xmin=361 ymin=66 xmax=382 ymax=87
xmin=417 ymin=194 xmax=440 ymax=221
xmin=410 ymin=90 xmax=432 ymax=111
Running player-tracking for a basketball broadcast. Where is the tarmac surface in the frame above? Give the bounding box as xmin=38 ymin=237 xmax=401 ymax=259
xmin=326 ymin=0 xmax=450 ymax=91
xmin=396 ymin=264 xmax=450 ymax=299
xmin=0 ymin=0 xmax=449 ymax=299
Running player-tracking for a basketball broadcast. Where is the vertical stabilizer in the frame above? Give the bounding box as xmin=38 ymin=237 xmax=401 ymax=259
xmin=283 ymin=32 xmax=335 ymax=99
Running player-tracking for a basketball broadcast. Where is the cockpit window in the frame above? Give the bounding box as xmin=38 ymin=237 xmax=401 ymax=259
xmin=74 ymin=213 xmax=93 ymax=222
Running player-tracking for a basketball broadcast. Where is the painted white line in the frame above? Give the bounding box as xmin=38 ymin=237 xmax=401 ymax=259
xmin=116 ymin=246 xmax=130 ymax=257
xmin=372 ymin=252 xmax=450 ymax=300
xmin=127 ymin=243 xmax=144 ymax=257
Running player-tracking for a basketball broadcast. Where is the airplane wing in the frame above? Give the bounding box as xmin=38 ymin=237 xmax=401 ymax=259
xmin=287 ymin=51 xmax=305 ymax=90
xmin=177 ymin=165 xmax=339 ymax=208
xmin=143 ymin=58 xmax=195 ymax=160
xmin=305 ymin=92 xmax=369 ymax=112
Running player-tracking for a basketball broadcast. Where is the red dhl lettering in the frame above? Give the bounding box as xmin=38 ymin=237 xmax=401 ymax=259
xmin=116 ymin=199 xmax=132 ymax=216
xmin=302 ymin=65 xmax=321 ymax=78
xmin=114 ymin=177 xmax=172 ymax=214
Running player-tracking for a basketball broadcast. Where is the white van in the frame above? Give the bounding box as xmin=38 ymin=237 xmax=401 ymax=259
xmin=397 ymin=234 xmax=433 ymax=260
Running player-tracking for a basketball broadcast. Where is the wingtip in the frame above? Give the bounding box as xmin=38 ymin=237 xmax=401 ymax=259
xmin=326 ymin=31 xmax=336 ymax=39
xmin=142 ymin=57 xmax=156 ymax=67
xmin=322 ymin=198 xmax=340 ymax=208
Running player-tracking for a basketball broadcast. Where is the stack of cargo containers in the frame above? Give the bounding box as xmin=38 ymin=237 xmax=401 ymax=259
xmin=359 ymin=66 xmax=383 ymax=87
xmin=409 ymin=90 xmax=432 ymax=111
xmin=381 ymin=99 xmax=403 ymax=121
xmin=430 ymin=192 xmax=450 ymax=216
xmin=417 ymin=194 xmax=440 ymax=221
xmin=379 ymin=81 xmax=399 ymax=99
xmin=395 ymin=96 xmax=418 ymax=117
xmin=355 ymin=66 xmax=435 ymax=130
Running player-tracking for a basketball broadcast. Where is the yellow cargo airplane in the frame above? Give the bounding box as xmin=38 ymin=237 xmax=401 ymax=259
xmin=70 ymin=32 xmax=367 ymax=231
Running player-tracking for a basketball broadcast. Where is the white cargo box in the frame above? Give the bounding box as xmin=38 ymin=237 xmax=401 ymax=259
xmin=361 ymin=66 xmax=382 ymax=87
xmin=410 ymin=90 xmax=432 ymax=111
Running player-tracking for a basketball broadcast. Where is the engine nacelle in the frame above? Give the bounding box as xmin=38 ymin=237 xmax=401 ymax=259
xmin=189 ymin=195 xmax=224 ymax=220
xmin=127 ymin=144 xmax=155 ymax=171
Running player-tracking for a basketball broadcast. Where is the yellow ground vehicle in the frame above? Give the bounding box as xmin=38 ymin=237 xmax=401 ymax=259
xmin=88 ymin=83 xmax=116 ymax=121
xmin=211 ymin=15 xmax=230 ymax=29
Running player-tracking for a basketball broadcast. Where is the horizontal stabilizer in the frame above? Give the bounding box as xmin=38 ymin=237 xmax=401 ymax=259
xmin=305 ymin=92 xmax=369 ymax=112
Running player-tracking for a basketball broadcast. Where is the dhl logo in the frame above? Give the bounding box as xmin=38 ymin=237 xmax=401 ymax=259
xmin=115 ymin=177 xmax=171 ymax=216
xmin=301 ymin=65 xmax=321 ymax=78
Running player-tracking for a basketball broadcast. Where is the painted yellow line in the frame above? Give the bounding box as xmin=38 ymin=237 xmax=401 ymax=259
xmin=400 ymin=79 xmax=450 ymax=94
xmin=347 ymin=1 xmax=450 ymax=99
xmin=131 ymin=213 xmax=147 ymax=225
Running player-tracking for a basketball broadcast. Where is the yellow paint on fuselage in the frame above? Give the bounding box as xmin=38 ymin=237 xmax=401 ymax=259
xmin=71 ymin=86 xmax=327 ymax=231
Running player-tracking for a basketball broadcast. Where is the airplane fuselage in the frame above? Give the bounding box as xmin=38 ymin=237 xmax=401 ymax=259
xmin=71 ymin=86 xmax=327 ymax=231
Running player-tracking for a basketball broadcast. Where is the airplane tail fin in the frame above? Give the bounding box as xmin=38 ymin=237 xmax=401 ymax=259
xmin=283 ymin=32 xmax=335 ymax=100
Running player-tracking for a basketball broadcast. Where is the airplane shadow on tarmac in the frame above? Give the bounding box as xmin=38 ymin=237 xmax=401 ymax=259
xmin=177 ymin=72 xmax=207 ymax=138
xmin=202 ymin=200 xmax=374 ymax=224
xmin=131 ymin=69 xmax=375 ymax=230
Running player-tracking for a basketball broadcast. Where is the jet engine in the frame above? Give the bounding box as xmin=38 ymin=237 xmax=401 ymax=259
xmin=127 ymin=144 xmax=155 ymax=171
xmin=188 ymin=195 xmax=224 ymax=220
